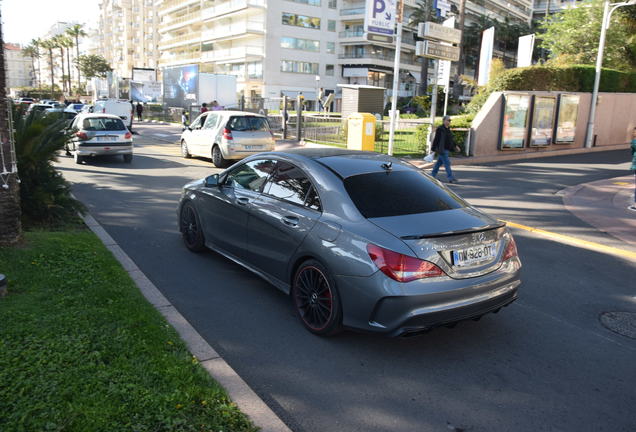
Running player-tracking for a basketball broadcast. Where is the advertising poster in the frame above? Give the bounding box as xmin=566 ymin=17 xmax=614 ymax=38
xmin=163 ymin=64 xmax=199 ymax=109
xmin=477 ymin=27 xmax=495 ymax=86
xmin=364 ymin=0 xmax=397 ymax=36
xmin=131 ymin=81 xmax=162 ymax=103
xmin=500 ymin=94 xmax=531 ymax=149
xmin=555 ymin=94 xmax=580 ymax=144
xmin=530 ymin=96 xmax=556 ymax=147
xmin=132 ymin=68 xmax=156 ymax=83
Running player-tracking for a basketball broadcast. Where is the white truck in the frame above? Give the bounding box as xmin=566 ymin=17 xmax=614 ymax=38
xmin=92 ymin=99 xmax=134 ymax=129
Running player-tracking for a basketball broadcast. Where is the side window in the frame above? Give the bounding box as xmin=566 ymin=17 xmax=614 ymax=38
xmin=264 ymin=161 xmax=321 ymax=210
xmin=224 ymin=159 xmax=277 ymax=192
xmin=203 ymin=113 xmax=217 ymax=129
xmin=192 ymin=114 xmax=207 ymax=129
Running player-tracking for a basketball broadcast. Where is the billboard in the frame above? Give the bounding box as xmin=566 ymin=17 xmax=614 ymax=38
xmin=163 ymin=64 xmax=199 ymax=109
xmin=131 ymin=81 xmax=162 ymax=103
xmin=517 ymin=34 xmax=535 ymax=68
xmin=555 ymin=94 xmax=580 ymax=144
xmin=132 ymin=68 xmax=156 ymax=83
xmin=500 ymin=94 xmax=531 ymax=149
xmin=530 ymin=96 xmax=556 ymax=147
xmin=477 ymin=27 xmax=495 ymax=86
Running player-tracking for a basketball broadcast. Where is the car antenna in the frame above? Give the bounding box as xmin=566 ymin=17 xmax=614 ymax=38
xmin=381 ymin=161 xmax=392 ymax=172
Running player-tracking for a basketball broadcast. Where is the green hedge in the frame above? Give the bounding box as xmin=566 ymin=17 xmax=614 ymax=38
xmin=466 ymin=65 xmax=636 ymax=114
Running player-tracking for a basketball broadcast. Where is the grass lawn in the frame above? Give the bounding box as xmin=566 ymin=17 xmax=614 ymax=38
xmin=0 ymin=230 xmax=257 ymax=432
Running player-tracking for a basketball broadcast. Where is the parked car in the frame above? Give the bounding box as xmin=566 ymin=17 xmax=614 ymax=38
xmin=65 ymin=103 xmax=85 ymax=113
xmin=16 ymin=97 xmax=34 ymax=104
xmin=65 ymin=113 xmax=133 ymax=164
xmin=93 ymin=99 xmax=133 ymax=129
xmin=177 ymin=149 xmax=522 ymax=336
xmin=180 ymin=110 xmax=275 ymax=168
xmin=26 ymin=103 xmax=54 ymax=115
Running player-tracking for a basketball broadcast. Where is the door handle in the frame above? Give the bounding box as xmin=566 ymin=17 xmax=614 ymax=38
xmin=236 ymin=197 xmax=249 ymax=206
xmin=282 ymin=216 xmax=299 ymax=227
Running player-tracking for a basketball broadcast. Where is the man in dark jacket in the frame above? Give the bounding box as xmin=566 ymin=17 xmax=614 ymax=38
xmin=430 ymin=115 xmax=458 ymax=183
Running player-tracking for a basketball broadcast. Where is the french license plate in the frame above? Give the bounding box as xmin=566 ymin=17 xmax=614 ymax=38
xmin=453 ymin=243 xmax=497 ymax=267
xmin=244 ymin=145 xmax=260 ymax=150
xmin=96 ymin=136 xmax=116 ymax=142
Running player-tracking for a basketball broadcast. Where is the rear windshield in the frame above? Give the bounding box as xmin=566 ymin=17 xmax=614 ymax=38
xmin=227 ymin=116 xmax=269 ymax=132
xmin=344 ymin=171 xmax=466 ymax=218
xmin=82 ymin=118 xmax=126 ymax=131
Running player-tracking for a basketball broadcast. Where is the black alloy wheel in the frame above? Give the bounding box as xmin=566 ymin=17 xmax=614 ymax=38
xmin=292 ymin=260 xmax=342 ymax=336
xmin=180 ymin=202 xmax=205 ymax=252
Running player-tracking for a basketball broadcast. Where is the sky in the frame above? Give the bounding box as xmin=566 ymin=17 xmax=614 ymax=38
xmin=1 ymin=0 xmax=99 ymax=46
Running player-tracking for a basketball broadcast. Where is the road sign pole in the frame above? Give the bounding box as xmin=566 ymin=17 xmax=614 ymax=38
xmin=427 ymin=59 xmax=439 ymax=152
xmin=388 ymin=0 xmax=403 ymax=157
xmin=443 ymin=85 xmax=449 ymax=117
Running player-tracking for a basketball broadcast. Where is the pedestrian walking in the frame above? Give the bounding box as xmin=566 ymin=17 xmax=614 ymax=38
xmin=629 ymin=127 xmax=636 ymax=212
xmin=200 ymin=103 xmax=208 ymax=113
xmin=136 ymin=102 xmax=144 ymax=121
xmin=430 ymin=115 xmax=459 ymax=183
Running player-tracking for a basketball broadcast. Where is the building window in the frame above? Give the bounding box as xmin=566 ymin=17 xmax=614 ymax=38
xmin=247 ymin=61 xmax=263 ymax=79
xmin=281 ymin=37 xmax=320 ymax=52
xmin=328 ymin=0 xmax=337 ymax=8
xmin=326 ymin=64 xmax=335 ymax=76
xmin=328 ymin=20 xmax=336 ymax=32
xmin=281 ymin=60 xmax=319 ymax=74
xmin=282 ymin=12 xmax=321 ymax=29
xmin=286 ymin=0 xmax=321 ymax=5
xmin=326 ymin=42 xmax=335 ymax=54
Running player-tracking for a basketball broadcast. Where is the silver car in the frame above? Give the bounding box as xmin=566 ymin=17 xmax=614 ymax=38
xmin=66 ymin=113 xmax=133 ymax=164
xmin=180 ymin=110 xmax=276 ymax=168
xmin=177 ymin=149 xmax=522 ymax=337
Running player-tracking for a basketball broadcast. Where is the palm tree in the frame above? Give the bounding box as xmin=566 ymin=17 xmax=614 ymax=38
xmin=61 ymin=36 xmax=74 ymax=94
xmin=31 ymin=39 xmax=42 ymax=89
xmin=66 ymin=24 xmax=87 ymax=91
xmin=21 ymin=44 xmax=40 ymax=88
xmin=0 ymin=11 xmax=22 ymax=246
xmin=39 ymin=39 xmax=56 ymax=95
xmin=52 ymin=35 xmax=67 ymax=93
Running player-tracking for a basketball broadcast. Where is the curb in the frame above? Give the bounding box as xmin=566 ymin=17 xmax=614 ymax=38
xmin=80 ymin=212 xmax=292 ymax=432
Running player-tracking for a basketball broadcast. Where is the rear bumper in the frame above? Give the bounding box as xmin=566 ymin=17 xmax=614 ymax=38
xmin=222 ymin=144 xmax=276 ymax=160
xmin=335 ymin=258 xmax=521 ymax=336
xmin=76 ymin=144 xmax=133 ymax=156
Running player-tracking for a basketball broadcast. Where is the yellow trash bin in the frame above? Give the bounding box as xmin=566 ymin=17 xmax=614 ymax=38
xmin=347 ymin=113 xmax=376 ymax=151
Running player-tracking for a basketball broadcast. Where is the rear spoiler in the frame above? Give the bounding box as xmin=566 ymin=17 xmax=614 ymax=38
xmin=401 ymin=222 xmax=506 ymax=240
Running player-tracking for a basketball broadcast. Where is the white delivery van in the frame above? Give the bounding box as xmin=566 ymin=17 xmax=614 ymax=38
xmin=92 ymin=99 xmax=134 ymax=129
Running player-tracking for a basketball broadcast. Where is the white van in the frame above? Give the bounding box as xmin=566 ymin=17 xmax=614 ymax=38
xmin=92 ymin=99 xmax=134 ymax=129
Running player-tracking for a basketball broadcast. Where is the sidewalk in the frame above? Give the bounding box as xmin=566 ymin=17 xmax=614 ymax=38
xmin=562 ymin=175 xmax=636 ymax=247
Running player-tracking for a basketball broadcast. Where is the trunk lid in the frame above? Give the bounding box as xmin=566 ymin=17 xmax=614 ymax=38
xmin=368 ymin=207 xmax=507 ymax=279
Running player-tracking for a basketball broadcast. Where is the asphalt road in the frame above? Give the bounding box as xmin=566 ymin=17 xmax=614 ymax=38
xmin=57 ymin=123 xmax=636 ymax=432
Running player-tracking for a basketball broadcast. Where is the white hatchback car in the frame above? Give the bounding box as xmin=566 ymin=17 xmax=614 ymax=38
xmin=180 ymin=111 xmax=275 ymax=167
xmin=66 ymin=113 xmax=133 ymax=164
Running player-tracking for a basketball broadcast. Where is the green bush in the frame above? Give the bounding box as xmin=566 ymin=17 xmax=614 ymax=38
xmin=466 ymin=65 xmax=636 ymax=114
xmin=14 ymin=109 xmax=85 ymax=226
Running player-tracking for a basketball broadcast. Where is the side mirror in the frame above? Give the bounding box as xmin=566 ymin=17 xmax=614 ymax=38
xmin=205 ymin=174 xmax=219 ymax=187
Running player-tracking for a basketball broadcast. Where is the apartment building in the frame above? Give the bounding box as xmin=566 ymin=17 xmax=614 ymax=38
xmin=4 ymin=44 xmax=34 ymax=89
xmin=99 ymin=0 xmax=161 ymax=78
xmin=531 ymin=0 xmax=581 ymax=21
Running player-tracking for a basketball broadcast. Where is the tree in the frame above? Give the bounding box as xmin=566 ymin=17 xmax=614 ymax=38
xmin=0 ymin=12 xmax=22 ymax=246
xmin=39 ymin=39 xmax=56 ymax=97
xmin=61 ymin=36 xmax=74 ymax=94
xmin=76 ymin=54 xmax=113 ymax=79
xmin=52 ymin=35 xmax=68 ymax=93
xmin=409 ymin=0 xmax=438 ymax=95
xmin=539 ymin=0 xmax=636 ymax=70
xmin=66 ymin=24 xmax=87 ymax=90
xmin=21 ymin=44 xmax=40 ymax=89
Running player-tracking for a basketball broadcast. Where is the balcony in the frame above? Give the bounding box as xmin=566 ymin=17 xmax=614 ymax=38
xmin=159 ymin=32 xmax=202 ymax=50
xmin=161 ymin=10 xmax=201 ymax=32
xmin=159 ymin=0 xmax=199 ymax=16
xmin=160 ymin=50 xmax=201 ymax=66
xmin=340 ymin=6 xmax=365 ymax=16
xmin=202 ymin=0 xmax=265 ymax=21
xmin=201 ymin=21 xmax=265 ymax=41
xmin=338 ymin=51 xmax=421 ymax=67
xmin=200 ymin=46 xmax=264 ymax=62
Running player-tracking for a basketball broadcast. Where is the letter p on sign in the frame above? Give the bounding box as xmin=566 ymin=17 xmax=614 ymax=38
xmin=373 ymin=0 xmax=385 ymax=17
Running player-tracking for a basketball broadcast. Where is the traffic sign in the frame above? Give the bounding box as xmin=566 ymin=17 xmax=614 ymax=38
xmin=417 ymin=21 xmax=462 ymax=44
xmin=416 ymin=40 xmax=460 ymax=62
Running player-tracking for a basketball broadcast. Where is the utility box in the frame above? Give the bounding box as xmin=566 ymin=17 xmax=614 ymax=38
xmin=338 ymin=84 xmax=385 ymax=119
xmin=347 ymin=113 xmax=376 ymax=151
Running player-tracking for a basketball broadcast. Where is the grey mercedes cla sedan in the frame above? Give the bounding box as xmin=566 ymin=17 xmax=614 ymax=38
xmin=177 ymin=149 xmax=521 ymax=337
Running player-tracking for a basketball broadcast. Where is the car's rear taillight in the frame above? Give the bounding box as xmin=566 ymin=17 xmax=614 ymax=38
xmin=76 ymin=132 xmax=88 ymax=140
xmin=503 ymin=236 xmax=518 ymax=261
xmin=223 ymin=128 xmax=233 ymax=140
xmin=124 ymin=132 xmax=132 ymax=139
xmin=367 ymin=244 xmax=445 ymax=283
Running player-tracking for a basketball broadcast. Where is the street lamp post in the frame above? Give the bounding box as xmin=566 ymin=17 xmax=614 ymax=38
xmin=584 ymin=0 xmax=636 ymax=148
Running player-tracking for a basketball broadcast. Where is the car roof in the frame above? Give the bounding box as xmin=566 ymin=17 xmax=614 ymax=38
xmin=205 ymin=110 xmax=266 ymax=118
xmin=75 ymin=113 xmax=125 ymax=120
xmin=268 ymin=148 xmax=415 ymax=178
